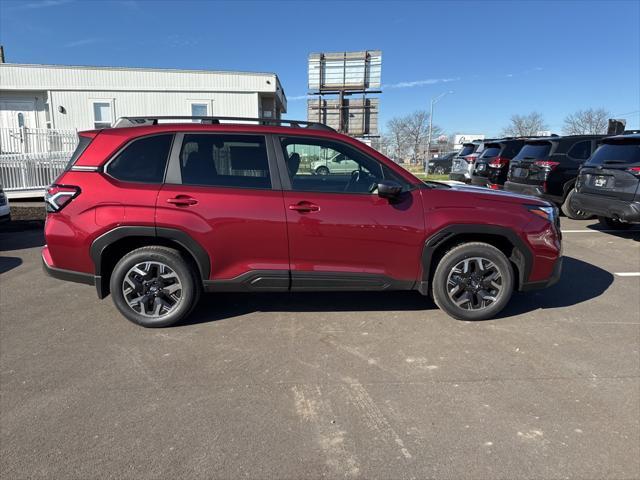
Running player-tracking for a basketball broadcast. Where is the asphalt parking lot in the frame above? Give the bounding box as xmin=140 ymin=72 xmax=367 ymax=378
xmin=1 ymin=218 xmax=639 ymax=479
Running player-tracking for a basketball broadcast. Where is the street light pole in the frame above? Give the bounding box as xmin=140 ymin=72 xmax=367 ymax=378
xmin=425 ymin=90 xmax=454 ymax=172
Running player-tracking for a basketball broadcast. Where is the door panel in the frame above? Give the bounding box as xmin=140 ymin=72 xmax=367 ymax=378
xmin=283 ymin=190 xmax=425 ymax=283
xmin=157 ymin=133 xmax=289 ymax=281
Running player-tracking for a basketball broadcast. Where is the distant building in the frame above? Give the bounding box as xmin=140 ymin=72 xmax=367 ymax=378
xmin=0 ymin=63 xmax=287 ymax=133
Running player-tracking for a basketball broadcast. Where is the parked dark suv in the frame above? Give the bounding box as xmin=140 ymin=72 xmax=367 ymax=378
xmin=571 ymin=133 xmax=640 ymax=229
xmin=427 ymin=151 xmax=458 ymax=175
xmin=504 ymin=135 xmax=605 ymax=218
xmin=471 ymin=138 xmax=527 ymax=189
xmin=43 ymin=117 xmax=562 ymax=327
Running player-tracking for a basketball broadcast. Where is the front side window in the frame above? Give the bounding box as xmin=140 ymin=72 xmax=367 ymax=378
xmin=281 ymin=137 xmax=404 ymax=194
xmin=179 ymin=134 xmax=271 ymax=189
xmin=93 ymin=102 xmax=112 ymax=129
xmin=567 ymin=140 xmax=592 ymax=160
xmin=107 ymin=134 xmax=173 ymax=183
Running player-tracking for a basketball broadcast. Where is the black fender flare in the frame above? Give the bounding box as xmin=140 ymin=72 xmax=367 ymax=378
xmin=418 ymin=224 xmax=533 ymax=294
xmin=90 ymin=226 xmax=211 ymax=297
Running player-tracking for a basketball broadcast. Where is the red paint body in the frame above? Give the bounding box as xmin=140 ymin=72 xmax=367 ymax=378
xmin=43 ymin=123 xmax=561 ymax=290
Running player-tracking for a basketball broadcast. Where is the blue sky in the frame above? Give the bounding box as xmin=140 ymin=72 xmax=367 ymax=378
xmin=1 ymin=0 xmax=638 ymax=136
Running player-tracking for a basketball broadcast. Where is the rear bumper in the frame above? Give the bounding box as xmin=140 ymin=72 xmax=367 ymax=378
xmin=42 ymin=246 xmax=98 ymax=287
xmin=504 ymin=181 xmax=563 ymax=204
xmin=571 ymin=192 xmax=640 ymax=223
xmin=520 ymin=256 xmax=563 ymax=292
xmin=471 ymin=175 xmax=489 ymax=187
xmin=449 ymin=172 xmax=471 ymax=183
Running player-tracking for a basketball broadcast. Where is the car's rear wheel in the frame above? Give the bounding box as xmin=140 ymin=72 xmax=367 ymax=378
xmin=432 ymin=242 xmax=514 ymax=321
xmin=434 ymin=166 xmax=446 ymax=175
xmin=562 ymin=188 xmax=593 ymax=220
xmin=110 ymin=246 xmax=201 ymax=327
xmin=598 ymin=216 xmax=632 ymax=230
xmin=315 ymin=166 xmax=330 ymax=175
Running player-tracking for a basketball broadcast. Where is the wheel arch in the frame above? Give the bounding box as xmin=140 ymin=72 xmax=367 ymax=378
xmin=419 ymin=225 xmax=532 ymax=295
xmin=90 ymin=226 xmax=210 ymax=298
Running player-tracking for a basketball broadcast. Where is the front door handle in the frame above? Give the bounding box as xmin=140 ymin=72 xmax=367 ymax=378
xmin=167 ymin=195 xmax=198 ymax=206
xmin=289 ymin=202 xmax=320 ymax=213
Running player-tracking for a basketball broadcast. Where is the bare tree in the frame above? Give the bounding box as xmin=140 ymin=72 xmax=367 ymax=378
xmin=563 ymin=108 xmax=610 ymax=135
xmin=385 ymin=111 xmax=442 ymax=164
xmin=501 ymin=112 xmax=548 ymax=137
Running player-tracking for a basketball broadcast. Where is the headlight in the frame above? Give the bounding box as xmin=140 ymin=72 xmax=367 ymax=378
xmin=428 ymin=162 xmax=434 ymax=165
xmin=525 ymin=204 xmax=557 ymax=223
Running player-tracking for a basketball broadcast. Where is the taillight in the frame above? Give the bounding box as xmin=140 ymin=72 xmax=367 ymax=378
xmin=534 ymin=160 xmax=560 ymax=170
xmin=627 ymin=166 xmax=640 ymax=177
xmin=464 ymin=155 xmax=477 ymax=164
xmin=45 ymin=184 xmax=80 ymax=212
xmin=489 ymin=156 xmax=510 ymax=168
xmin=488 ymin=183 xmax=500 ymax=190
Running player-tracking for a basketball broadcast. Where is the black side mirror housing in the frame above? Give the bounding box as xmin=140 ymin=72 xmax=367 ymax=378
xmin=377 ymin=180 xmax=403 ymax=200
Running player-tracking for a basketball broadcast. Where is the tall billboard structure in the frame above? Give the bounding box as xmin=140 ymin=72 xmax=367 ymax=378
xmin=307 ymin=51 xmax=381 ymax=139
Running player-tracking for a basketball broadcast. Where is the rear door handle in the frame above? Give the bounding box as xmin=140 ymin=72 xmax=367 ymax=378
xmin=289 ymin=202 xmax=320 ymax=213
xmin=167 ymin=195 xmax=198 ymax=206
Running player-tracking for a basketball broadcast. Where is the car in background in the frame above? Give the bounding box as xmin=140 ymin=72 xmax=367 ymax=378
xmin=571 ymin=133 xmax=640 ymax=229
xmin=427 ymin=151 xmax=459 ymax=175
xmin=504 ymin=134 xmax=606 ymax=219
xmin=449 ymin=141 xmax=486 ymax=183
xmin=0 ymin=184 xmax=10 ymax=223
xmin=311 ymin=152 xmax=359 ymax=175
xmin=471 ymin=138 xmax=527 ymax=189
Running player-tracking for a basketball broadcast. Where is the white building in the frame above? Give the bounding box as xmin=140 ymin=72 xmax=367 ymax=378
xmin=0 ymin=63 xmax=287 ymax=132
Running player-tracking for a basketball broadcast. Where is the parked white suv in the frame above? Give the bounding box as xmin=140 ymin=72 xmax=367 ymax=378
xmin=0 ymin=184 xmax=10 ymax=223
xmin=311 ymin=153 xmax=360 ymax=175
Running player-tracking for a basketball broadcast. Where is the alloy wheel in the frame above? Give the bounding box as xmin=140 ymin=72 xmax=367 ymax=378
xmin=446 ymin=257 xmax=503 ymax=310
xmin=122 ymin=261 xmax=183 ymax=318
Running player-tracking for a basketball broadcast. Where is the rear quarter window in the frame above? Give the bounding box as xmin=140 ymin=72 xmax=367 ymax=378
xmin=106 ymin=134 xmax=173 ymax=183
xmin=567 ymin=140 xmax=592 ymax=160
xmin=64 ymin=135 xmax=93 ymax=171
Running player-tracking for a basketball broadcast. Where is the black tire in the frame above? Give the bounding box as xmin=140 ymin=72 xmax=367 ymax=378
xmin=598 ymin=216 xmax=632 ymax=230
xmin=432 ymin=242 xmax=514 ymax=321
xmin=561 ymin=188 xmax=593 ymax=220
xmin=315 ymin=166 xmax=330 ymax=175
xmin=434 ymin=166 xmax=445 ymax=175
xmin=110 ymin=246 xmax=201 ymax=327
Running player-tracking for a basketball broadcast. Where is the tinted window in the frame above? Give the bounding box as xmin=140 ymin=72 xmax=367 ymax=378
xmin=64 ymin=135 xmax=93 ymax=171
xmin=281 ymin=137 xmax=405 ymax=194
xmin=180 ymin=134 xmax=271 ymax=189
xmin=458 ymin=144 xmax=476 ymax=156
xmin=585 ymin=141 xmax=640 ymax=166
xmin=514 ymin=142 xmax=552 ymax=160
xmin=107 ymin=134 xmax=173 ymax=183
xmin=480 ymin=146 xmax=501 ymax=158
xmin=567 ymin=140 xmax=592 ymax=160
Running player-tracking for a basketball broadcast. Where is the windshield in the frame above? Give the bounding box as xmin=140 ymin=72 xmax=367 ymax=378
xmin=514 ymin=142 xmax=552 ymax=160
xmin=585 ymin=141 xmax=640 ymax=166
xmin=458 ymin=144 xmax=476 ymax=157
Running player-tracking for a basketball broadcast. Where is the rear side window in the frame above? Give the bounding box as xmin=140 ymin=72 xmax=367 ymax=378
xmin=567 ymin=140 xmax=592 ymax=160
xmin=107 ymin=134 xmax=173 ymax=183
xmin=458 ymin=144 xmax=476 ymax=156
xmin=179 ymin=134 xmax=271 ymax=189
xmin=514 ymin=142 xmax=552 ymax=160
xmin=585 ymin=141 xmax=640 ymax=166
xmin=64 ymin=135 xmax=93 ymax=171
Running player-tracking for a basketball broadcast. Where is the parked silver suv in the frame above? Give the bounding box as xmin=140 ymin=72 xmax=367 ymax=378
xmin=449 ymin=140 xmax=486 ymax=183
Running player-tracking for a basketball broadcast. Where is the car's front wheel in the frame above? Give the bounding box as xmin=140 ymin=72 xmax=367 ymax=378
xmin=315 ymin=166 xmax=330 ymax=175
xmin=110 ymin=246 xmax=201 ymax=327
xmin=432 ymin=242 xmax=514 ymax=321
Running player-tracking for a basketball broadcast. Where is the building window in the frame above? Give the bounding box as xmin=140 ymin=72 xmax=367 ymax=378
xmin=191 ymin=103 xmax=208 ymax=120
xmin=44 ymin=103 xmax=52 ymax=129
xmin=93 ymin=102 xmax=112 ymax=129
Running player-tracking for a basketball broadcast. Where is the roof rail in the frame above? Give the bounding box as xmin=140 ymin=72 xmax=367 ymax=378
xmin=113 ymin=116 xmax=336 ymax=132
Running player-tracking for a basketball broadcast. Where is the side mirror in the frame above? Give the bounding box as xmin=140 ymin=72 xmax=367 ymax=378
xmin=377 ymin=180 xmax=403 ymax=200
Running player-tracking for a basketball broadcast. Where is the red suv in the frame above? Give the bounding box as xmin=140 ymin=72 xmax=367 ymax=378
xmin=43 ymin=117 xmax=562 ymax=327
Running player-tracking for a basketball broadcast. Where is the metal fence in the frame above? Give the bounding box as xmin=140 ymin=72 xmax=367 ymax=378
xmin=0 ymin=152 xmax=72 ymax=192
xmin=0 ymin=128 xmax=77 ymax=193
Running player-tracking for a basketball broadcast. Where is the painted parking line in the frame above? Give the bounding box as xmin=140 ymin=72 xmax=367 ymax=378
xmin=561 ymin=229 xmax=639 ymax=233
xmin=614 ymin=272 xmax=640 ymax=277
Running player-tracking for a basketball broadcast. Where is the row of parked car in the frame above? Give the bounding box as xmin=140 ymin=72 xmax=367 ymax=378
xmin=434 ymin=132 xmax=640 ymax=229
